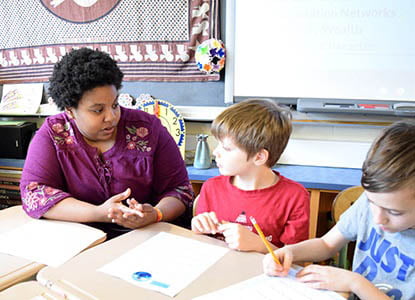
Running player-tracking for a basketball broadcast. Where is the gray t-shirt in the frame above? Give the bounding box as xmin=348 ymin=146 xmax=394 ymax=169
xmin=336 ymin=193 xmax=415 ymax=300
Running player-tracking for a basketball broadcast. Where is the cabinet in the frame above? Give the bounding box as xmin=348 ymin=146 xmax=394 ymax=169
xmin=308 ymin=189 xmax=338 ymax=238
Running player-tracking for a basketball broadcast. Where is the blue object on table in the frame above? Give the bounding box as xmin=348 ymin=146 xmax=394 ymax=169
xmin=193 ymin=134 xmax=211 ymax=169
xmin=132 ymin=271 xmax=152 ymax=282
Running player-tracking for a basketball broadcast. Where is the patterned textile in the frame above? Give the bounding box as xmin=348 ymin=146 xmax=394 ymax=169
xmin=0 ymin=0 xmax=220 ymax=83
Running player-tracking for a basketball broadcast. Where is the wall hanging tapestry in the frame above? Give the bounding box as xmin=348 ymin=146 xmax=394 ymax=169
xmin=0 ymin=0 xmax=220 ymax=83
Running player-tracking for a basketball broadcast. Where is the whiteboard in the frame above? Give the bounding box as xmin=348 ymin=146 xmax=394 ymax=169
xmin=279 ymin=139 xmax=371 ymax=169
xmin=225 ymin=0 xmax=415 ymax=103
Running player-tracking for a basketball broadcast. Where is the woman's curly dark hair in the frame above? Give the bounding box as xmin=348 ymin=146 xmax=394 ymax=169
xmin=49 ymin=48 xmax=124 ymax=110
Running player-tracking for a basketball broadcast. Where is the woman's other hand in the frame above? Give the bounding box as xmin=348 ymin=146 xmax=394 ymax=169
xmin=107 ymin=195 xmax=158 ymax=229
xmin=98 ymin=188 xmax=131 ymax=222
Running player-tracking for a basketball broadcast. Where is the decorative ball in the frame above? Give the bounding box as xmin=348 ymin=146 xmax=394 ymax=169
xmin=195 ymin=39 xmax=226 ymax=74
xmin=118 ymin=93 xmax=135 ymax=108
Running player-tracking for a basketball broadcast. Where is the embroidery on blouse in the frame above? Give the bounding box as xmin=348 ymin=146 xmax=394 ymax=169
xmin=52 ymin=121 xmax=75 ymax=146
xmin=126 ymin=126 xmax=152 ymax=152
xmin=175 ymin=184 xmax=195 ymax=202
xmin=22 ymin=182 xmax=62 ymax=211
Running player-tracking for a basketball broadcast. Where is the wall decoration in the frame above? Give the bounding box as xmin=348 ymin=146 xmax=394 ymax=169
xmin=195 ymin=38 xmax=225 ymax=74
xmin=0 ymin=84 xmax=44 ymax=114
xmin=0 ymin=0 xmax=220 ymax=84
xmin=136 ymin=95 xmax=186 ymax=159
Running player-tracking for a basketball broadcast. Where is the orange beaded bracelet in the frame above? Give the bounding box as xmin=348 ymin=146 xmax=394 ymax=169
xmin=154 ymin=207 xmax=163 ymax=222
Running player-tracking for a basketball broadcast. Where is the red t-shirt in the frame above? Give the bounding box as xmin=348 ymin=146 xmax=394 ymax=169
xmin=196 ymin=172 xmax=310 ymax=247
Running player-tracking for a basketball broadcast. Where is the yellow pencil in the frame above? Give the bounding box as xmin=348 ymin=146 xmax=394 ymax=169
xmin=250 ymin=216 xmax=281 ymax=266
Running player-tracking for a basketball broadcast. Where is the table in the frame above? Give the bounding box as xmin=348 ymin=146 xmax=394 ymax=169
xmin=0 ymin=206 xmax=44 ymax=291
xmin=37 ymin=222 xmax=265 ymax=300
xmin=0 ymin=281 xmax=65 ymax=300
xmin=37 ymin=222 xmax=347 ymax=299
xmin=0 ymin=205 xmax=106 ymax=291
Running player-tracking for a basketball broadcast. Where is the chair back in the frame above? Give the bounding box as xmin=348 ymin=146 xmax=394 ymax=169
xmin=331 ymin=186 xmax=364 ymax=270
xmin=332 ymin=186 xmax=364 ymax=223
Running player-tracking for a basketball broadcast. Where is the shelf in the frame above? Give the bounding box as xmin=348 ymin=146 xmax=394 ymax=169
xmin=0 ymin=159 xmax=24 ymax=170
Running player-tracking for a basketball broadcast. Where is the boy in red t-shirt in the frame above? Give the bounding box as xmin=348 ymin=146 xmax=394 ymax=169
xmin=191 ymin=99 xmax=310 ymax=253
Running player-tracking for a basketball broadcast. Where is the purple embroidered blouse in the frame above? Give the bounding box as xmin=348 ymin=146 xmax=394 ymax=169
xmin=20 ymin=107 xmax=193 ymax=219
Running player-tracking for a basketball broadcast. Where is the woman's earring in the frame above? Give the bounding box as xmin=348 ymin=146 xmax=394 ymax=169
xmin=66 ymin=109 xmax=73 ymax=119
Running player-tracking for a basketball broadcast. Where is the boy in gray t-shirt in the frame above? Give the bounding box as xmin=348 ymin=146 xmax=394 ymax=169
xmin=337 ymin=194 xmax=415 ymax=299
xmin=263 ymin=120 xmax=415 ymax=300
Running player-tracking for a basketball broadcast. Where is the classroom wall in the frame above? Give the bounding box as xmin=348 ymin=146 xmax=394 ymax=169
xmin=120 ymin=79 xmax=225 ymax=107
xmin=116 ymin=0 xmax=227 ymax=108
xmin=184 ymin=116 xmax=386 ymax=167
xmin=2 ymin=1 xmax=407 ymax=168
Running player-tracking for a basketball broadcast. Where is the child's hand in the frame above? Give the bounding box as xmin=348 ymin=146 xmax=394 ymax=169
xmin=191 ymin=212 xmax=220 ymax=234
xmin=219 ymin=222 xmax=264 ymax=252
xmin=295 ymin=264 xmax=358 ymax=292
xmin=263 ymin=247 xmax=293 ymax=277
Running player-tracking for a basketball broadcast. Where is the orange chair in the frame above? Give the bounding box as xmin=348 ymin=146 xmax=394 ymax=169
xmin=331 ymin=186 xmax=364 ymax=269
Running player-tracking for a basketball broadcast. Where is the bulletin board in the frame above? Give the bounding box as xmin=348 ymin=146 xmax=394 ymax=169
xmin=0 ymin=0 xmax=220 ymax=84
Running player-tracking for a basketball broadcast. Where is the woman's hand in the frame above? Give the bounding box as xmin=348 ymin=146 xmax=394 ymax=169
xmin=97 ymin=188 xmax=131 ymax=222
xmin=107 ymin=197 xmax=158 ymax=229
xmin=191 ymin=212 xmax=220 ymax=234
xmin=263 ymin=246 xmax=293 ymax=277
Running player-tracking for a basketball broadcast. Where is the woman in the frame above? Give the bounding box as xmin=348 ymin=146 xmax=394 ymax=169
xmin=20 ymin=48 xmax=194 ymax=237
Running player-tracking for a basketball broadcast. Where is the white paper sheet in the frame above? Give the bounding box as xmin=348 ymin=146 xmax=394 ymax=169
xmin=98 ymin=232 xmax=229 ymax=297
xmin=193 ymin=270 xmax=345 ymax=300
xmin=0 ymin=219 xmax=105 ymax=267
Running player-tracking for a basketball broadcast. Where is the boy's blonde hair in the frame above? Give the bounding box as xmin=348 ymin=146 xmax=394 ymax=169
xmin=362 ymin=120 xmax=415 ymax=193
xmin=211 ymin=99 xmax=292 ymax=167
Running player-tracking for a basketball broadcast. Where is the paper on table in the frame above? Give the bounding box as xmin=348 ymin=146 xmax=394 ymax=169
xmin=98 ymin=232 xmax=229 ymax=297
xmin=193 ymin=270 xmax=345 ymax=300
xmin=0 ymin=219 xmax=106 ymax=267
